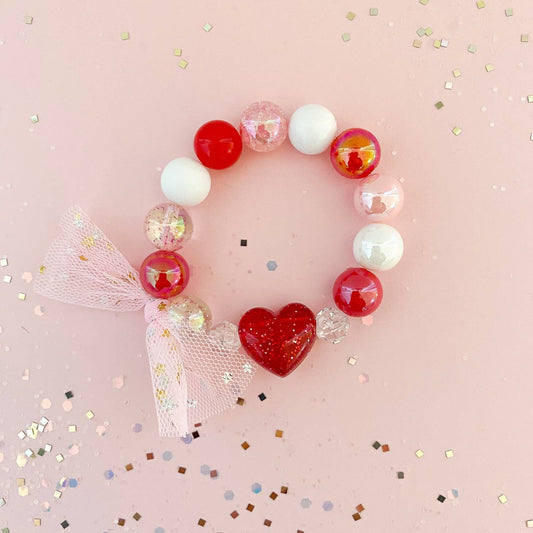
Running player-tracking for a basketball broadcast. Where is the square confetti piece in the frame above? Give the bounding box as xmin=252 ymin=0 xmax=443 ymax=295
xmin=270 ymin=492 xmax=278 ymax=500
xmin=382 ymin=444 xmax=390 ymax=452
xmin=231 ymin=511 xmax=239 ymax=519
xmin=246 ymin=503 xmax=255 ymax=512
xmin=17 ymin=478 xmax=25 ymax=487
xmin=281 ymin=486 xmax=288 ymax=494
xmin=444 ymin=81 xmax=453 ymax=89
xmin=347 ymin=356 xmax=358 ymax=365
xmin=198 ymin=518 xmax=206 ymax=526
xmin=85 ymin=410 xmax=94 ymax=419
xmin=178 ymin=59 xmax=188 ymax=69
xmin=17 ymin=431 xmax=26 ymax=440
xmin=264 ymin=519 xmax=272 ymax=527
xmin=452 ymin=126 xmax=462 ymax=136
xmin=352 ymin=513 xmax=361 ymax=521
xmin=341 ymin=33 xmax=351 ymax=42
xmin=203 ymin=22 xmax=212 ymax=32
xmin=435 ymin=101 xmax=444 ymax=110
xmin=120 ymin=32 xmax=129 ymax=40
xmin=397 ymin=471 xmax=405 ymax=479
xmin=433 ymin=40 xmax=441 ymax=48
xmin=412 ymin=39 xmax=422 ymax=48
xmin=236 ymin=397 xmax=245 ymax=405
xmin=476 ymin=0 xmax=485 ymax=8
xmin=33 ymin=518 xmax=41 ymax=526
xmin=60 ymin=521 xmax=69 ymax=529
xmin=346 ymin=11 xmax=356 ymax=20
xmin=37 ymin=448 xmax=45 ymax=456
xmin=369 ymin=8 xmax=378 ymax=15
xmin=527 ymin=95 xmax=533 ymax=103
xmin=241 ymin=441 xmax=250 ymax=450
xmin=240 ymin=239 xmax=247 ymax=247
xmin=30 ymin=114 xmax=39 ymax=123
xmin=146 ymin=453 xmax=154 ymax=460
xmin=133 ymin=513 xmax=141 ymax=521
xmin=18 ymin=485 xmax=29 ymax=497
xmin=210 ymin=469 xmax=218 ymax=478
xmin=521 ymin=34 xmax=529 ymax=42
xmin=2 ymin=528 xmax=9 ymax=533
xmin=505 ymin=8 xmax=513 ymax=16
xmin=485 ymin=63 xmax=494 ymax=72
xmin=25 ymin=15 xmax=33 ymax=24
xmin=453 ymin=69 xmax=461 ymax=77
xmin=437 ymin=494 xmax=446 ymax=502
xmin=117 ymin=518 xmax=125 ymax=526
xmin=425 ymin=27 xmax=433 ymax=36
xmin=526 ymin=520 xmax=533 ymax=527
xmin=420 ymin=0 xmax=429 ymax=4
xmin=44 ymin=444 xmax=52 ymax=452
xmin=56 ymin=454 xmax=64 ymax=463
xmin=192 ymin=430 xmax=200 ymax=439
xmin=415 ymin=449 xmax=424 ymax=458
xmin=372 ymin=441 xmax=381 ymax=449
xmin=68 ymin=425 xmax=77 ymax=433
xmin=125 ymin=463 xmax=133 ymax=471
xmin=0 ymin=498 xmax=5 ymax=507
xmin=178 ymin=466 xmax=187 ymax=474
xmin=275 ymin=430 xmax=283 ymax=438
xmin=498 ymin=494 xmax=508 ymax=503
xmin=18 ymin=292 xmax=26 ymax=300
xmin=258 ymin=393 xmax=267 ymax=401
xmin=468 ymin=44 xmax=477 ymax=53
xmin=25 ymin=448 xmax=34 ymax=458
xmin=416 ymin=27 xmax=426 ymax=37
xmin=65 ymin=391 xmax=73 ymax=399
xmin=445 ymin=449 xmax=454 ymax=458
xmin=54 ymin=490 xmax=62 ymax=499
xmin=440 ymin=38 xmax=449 ymax=47
xmin=173 ymin=48 xmax=182 ymax=56
xmin=0 ymin=258 xmax=7 ymax=267
xmin=356 ymin=504 xmax=365 ymax=512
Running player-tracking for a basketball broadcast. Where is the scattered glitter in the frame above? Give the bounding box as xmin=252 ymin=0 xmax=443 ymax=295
xmin=258 ymin=392 xmax=266 ymax=401
xmin=246 ymin=503 xmax=254 ymax=511
xmin=301 ymin=498 xmax=312 ymax=508
xmin=224 ymin=490 xmax=234 ymax=500
xmin=264 ymin=519 xmax=272 ymax=526
xmin=433 ymin=40 xmax=441 ymax=48
xmin=341 ymin=32 xmax=351 ymax=42
xmin=24 ymin=448 xmax=34 ymax=458
xmin=397 ymin=471 xmax=405 ymax=479
xmin=68 ymin=425 xmax=77 ymax=433
xmin=369 ymin=8 xmax=378 ymax=15
xmin=281 ymin=486 xmax=288 ymax=494
xmin=162 ymin=450 xmax=172 ymax=461
xmin=24 ymin=15 xmax=33 ymax=24
xmin=476 ymin=0 xmax=485 ymax=8
xmin=69 ymin=479 xmax=78 ymax=488
xmin=173 ymin=48 xmax=182 ymax=56
xmin=120 ymin=32 xmax=130 ymax=40
xmin=155 ymin=528 xmax=165 ymax=533
xmin=415 ymin=449 xmax=424 ymax=458
xmin=33 ymin=518 xmax=41 ymax=526
xmin=112 ymin=376 xmax=124 ymax=389
xmin=437 ymin=494 xmax=446 ymax=502
xmin=3 ymin=275 xmax=11 ymax=283
xmin=132 ymin=423 xmax=142 ymax=433
xmin=56 ymin=454 xmax=64 ymax=462
xmin=85 ymin=410 xmax=94 ymax=419
xmin=382 ymin=444 xmax=390 ymax=452
xmin=178 ymin=466 xmax=186 ymax=474
xmin=445 ymin=449 xmax=454 ymax=458
xmin=353 ymin=513 xmax=361 ymax=521
xmin=323 ymin=501 xmax=334 ymax=511
xmin=198 ymin=518 xmax=206 ymax=526
xmin=346 ymin=11 xmax=356 ymax=20
xmin=499 ymin=494 xmax=508 ymax=503
xmin=372 ymin=441 xmax=381 ymax=449
xmin=504 ymin=8 xmax=513 ymax=16
xmin=452 ymin=126 xmax=462 ymax=135
xmin=240 ymin=239 xmax=247 ymax=246
xmin=521 ymin=34 xmax=529 ymax=42
xmin=30 ymin=115 xmax=39 ymax=124
xmin=0 ymin=258 xmax=7 ymax=267
xmin=444 ymin=81 xmax=453 ymax=90
xmin=347 ymin=356 xmax=358 ymax=365
xmin=485 ymin=63 xmax=495 ymax=72
xmin=266 ymin=260 xmax=277 ymax=271
xmin=251 ymin=482 xmax=262 ymax=494
xmin=230 ymin=511 xmax=239 ymax=519
xmin=178 ymin=59 xmax=188 ymax=69
xmin=467 ymin=44 xmax=477 ymax=53
xmin=435 ymin=101 xmax=444 ymax=110
xmin=275 ymin=429 xmax=283 ymax=438
xmin=453 ymin=69 xmax=461 ymax=77
xmin=270 ymin=492 xmax=278 ymax=500
xmin=358 ymin=373 xmax=369 ymax=383
xmin=412 ymin=39 xmax=422 ymax=48
xmin=203 ymin=22 xmax=212 ymax=32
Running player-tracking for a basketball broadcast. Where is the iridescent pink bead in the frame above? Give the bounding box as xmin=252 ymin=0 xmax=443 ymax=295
xmin=144 ymin=203 xmax=193 ymax=251
xmin=330 ymin=128 xmax=381 ymax=179
xmin=239 ymin=101 xmax=288 ymax=152
xmin=139 ymin=250 xmax=190 ymax=299
xmin=353 ymin=173 xmax=404 ymax=221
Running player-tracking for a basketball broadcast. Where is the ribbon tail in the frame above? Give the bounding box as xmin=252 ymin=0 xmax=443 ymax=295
xmin=146 ymin=317 xmax=190 ymax=438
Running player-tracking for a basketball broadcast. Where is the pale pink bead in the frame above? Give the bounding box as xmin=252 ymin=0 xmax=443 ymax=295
xmin=239 ymin=101 xmax=288 ymax=152
xmin=353 ymin=173 xmax=404 ymax=221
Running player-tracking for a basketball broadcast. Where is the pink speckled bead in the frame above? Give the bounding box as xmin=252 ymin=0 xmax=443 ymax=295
xmin=239 ymin=101 xmax=288 ymax=152
xmin=353 ymin=173 xmax=404 ymax=221
xmin=139 ymin=250 xmax=190 ymax=299
xmin=330 ymin=128 xmax=381 ymax=179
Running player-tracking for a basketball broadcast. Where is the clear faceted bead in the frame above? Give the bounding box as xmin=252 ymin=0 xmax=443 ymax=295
xmin=316 ymin=306 xmax=349 ymax=343
xmin=208 ymin=321 xmax=241 ymax=349
xmin=167 ymin=295 xmax=212 ymax=331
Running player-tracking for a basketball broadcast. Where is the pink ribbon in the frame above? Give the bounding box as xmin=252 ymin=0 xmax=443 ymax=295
xmin=34 ymin=206 xmax=256 ymax=437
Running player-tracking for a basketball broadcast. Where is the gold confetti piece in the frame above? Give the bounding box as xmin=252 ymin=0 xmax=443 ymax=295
xmin=415 ymin=449 xmax=424 ymax=458
xmin=346 ymin=11 xmax=356 ymax=20
xmin=527 ymin=95 xmax=533 ymax=103
xmin=269 ymin=492 xmax=278 ymax=500
xmin=24 ymin=15 xmax=33 ymax=24
xmin=275 ymin=430 xmax=283 ymax=438
xmin=55 ymin=454 xmax=64 ymax=463
xmin=241 ymin=441 xmax=250 ymax=450
xmin=178 ymin=59 xmax=188 ymax=69
xmin=68 ymin=425 xmax=77 ymax=433
xmin=468 ymin=44 xmax=477 ymax=53
xmin=117 ymin=518 xmax=125 ymax=526
xmin=498 ymin=494 xmax=508 ymax=503
xmin=412 ymin=39 xmax=422 ymax=48
xmin=54 ymin=490 xmax=62 ymax=499
xmin=246 ymin=503 xmax=255 ymax=511
xmin=526 ymin=519 xmax=533 ymax=527
xmin=125 ymin=463 xmax=133 ymax=471
xmin=420 ymin=0 xmax=429 ymax=4
xmin=521 ymin=34 xmax=529 ymax=42
xmin=203 ymin=22 xmax=212 ymax=32
xmin=0 ymin=258 xmax=7 ymax=267
xmin=453 ymin=69 xmax=461 ymax=77
xmin=485 ymin=63 xmax=494 ymax=72
xmin=352 ymin=513 xmax=361 ymax=521
xmin=32 ymin=518 xmax=41 ymax=526
xmin=445 ymin=449 xmax=454 ymax=458
xmin=347 ymin=356 xmax=358 ymax=365
xmin=416 ymin=27 xmax=426 ymax=37
xmin=435 ymin=101 xmax=444 ymax=110
xmin=444 ymin=81 xmax=453 ymax=89
xmin=18 ymin=292 xmax=26 ymax=300
xmin=86 ymin=410 xmax=95 ymax=419
xmin=120 ymin=32 xmax=130 ymax=40
xmin=3 ymin=275 xmax=11 ymax=283
xmin=504 ymin=8 xmax=513 ymax=16
xmin=476 ymin=0 xmax=485 ymax=8
xmin=173 ymin=48 xmax=182 ymax=56
xmin=178 ymin=466 xmax=186 ymax=474
xmin=264 ymin=519 xmax=272 ymax=527
xmin=452 ymin=126 xmax=462 ymax=135
xmin=198 ymin=518 xmax=206 ymax=526
xmin=342 ymin=32 xmax=351 ymax=42
xmin=16 ymin=478 xmax=25 ymax=487
xmin=369 ymin=8 xmax=378 ymax=16
xmin=425 ymin=27 xmax=433 ymax=36
xmin=133 ymin=513 xmax=141 ymax=521
xmin=433 ymin=40 xmax=441 ymax=48
xmin=281 ymin=486 xmax=288 ymax=494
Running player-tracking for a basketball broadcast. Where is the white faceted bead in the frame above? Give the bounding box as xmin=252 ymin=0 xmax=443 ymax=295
xmin=353 ymin=223 xmax=404 ymax=271
xmin=160 ymin=157 xmax=211 ymax=207
xmin=316 ymin=307 xmax=349 ymax=343
xmin=288 ymin=104 xmax=337 ymax=155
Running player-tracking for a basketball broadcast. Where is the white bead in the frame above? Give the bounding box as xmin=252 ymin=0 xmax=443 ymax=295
xmin=353 ymin=223 xmax=404 ymax=271
xmin=160 ymin=157 xmax=211 ymax=207
xmin=288 ymin=104 xmax=337 ymax=155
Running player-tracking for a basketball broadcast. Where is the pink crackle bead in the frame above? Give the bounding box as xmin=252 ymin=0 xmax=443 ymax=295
xmin=240 ymin=101 xmax=288 ymax=152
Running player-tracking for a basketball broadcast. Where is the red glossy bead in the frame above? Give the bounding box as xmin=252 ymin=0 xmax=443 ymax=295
xmin=332 ymin=267 xmax=383 ymax=317
xmin=193 ymin=120 xmax=243 ymax=170
xmin=238 ymin=303 xmax=316 ymax=377
xmin=139 ymin=250 xmax=190 ymax=299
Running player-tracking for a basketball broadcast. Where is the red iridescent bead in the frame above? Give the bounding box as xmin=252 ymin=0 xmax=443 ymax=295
xmin=330 ymin=128 xmax=381 ymax=179
xmin=139 ymin=250 xmax=190 ymax=299
xmin=193 ymin=120 xmax=243 ymax=170
xmin=332 ymin=267 xmax=383 ymax=317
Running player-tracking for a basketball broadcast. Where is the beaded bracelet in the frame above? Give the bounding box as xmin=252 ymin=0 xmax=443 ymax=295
xmin=152 ymin=101 xmax=404 ymax=377
xmin=35 ymin=101 xmax=404 ymax=437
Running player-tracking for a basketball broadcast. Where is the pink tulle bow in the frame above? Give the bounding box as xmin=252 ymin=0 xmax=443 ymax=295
xmin=34 ymin=206 xmax=257 ymax=437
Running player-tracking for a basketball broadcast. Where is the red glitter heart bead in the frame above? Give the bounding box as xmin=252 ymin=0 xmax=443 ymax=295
xmin=238 ymin=303 xmax=317 ymax=377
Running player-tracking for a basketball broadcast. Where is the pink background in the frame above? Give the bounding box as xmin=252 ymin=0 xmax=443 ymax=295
xmin=1 ymin=0 xmax=533 ymax=531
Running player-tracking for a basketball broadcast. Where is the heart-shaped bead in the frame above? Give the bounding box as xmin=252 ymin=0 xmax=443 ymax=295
xmin=238 ymin=303 xmax=316 ymax=377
